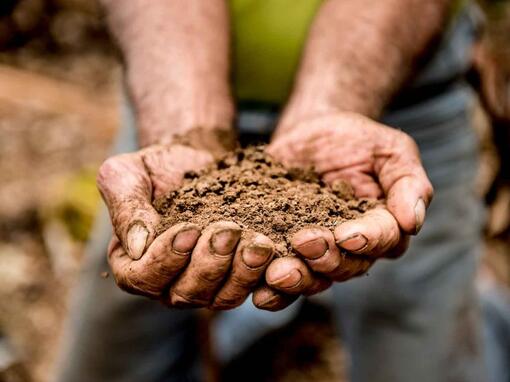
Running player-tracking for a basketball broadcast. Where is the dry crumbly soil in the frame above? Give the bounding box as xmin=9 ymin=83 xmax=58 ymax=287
xmin=156 ymin=146 xmax=376 ymax=255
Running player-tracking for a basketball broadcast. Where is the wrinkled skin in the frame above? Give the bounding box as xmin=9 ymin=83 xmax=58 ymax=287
xmin=98 ymin=112 xmax=433 ymax=311
xmin=98 ymin=144 xmax=278 ymax=310
xmin=262 ymin=112 xmax=434 ymax=300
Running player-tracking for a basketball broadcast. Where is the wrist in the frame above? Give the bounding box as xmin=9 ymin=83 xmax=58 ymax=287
xmin=127 ymin=72 xmax=236 ymax=155
xmin=277 ymin=87 xmax=380 ymax=138
xmin=134 ymin=95 xmax=235 ymax=151
xmin=277 ymin=92 xmax=339 ymax=136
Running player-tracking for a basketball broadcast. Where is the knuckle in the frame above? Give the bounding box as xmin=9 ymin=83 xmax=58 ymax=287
xmin=398 ymin=131 xmax=418 ymax=150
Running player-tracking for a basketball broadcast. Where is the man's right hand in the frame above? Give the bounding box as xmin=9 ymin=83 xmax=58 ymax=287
xmin=97 ymin=144 xmax=276 ymax=309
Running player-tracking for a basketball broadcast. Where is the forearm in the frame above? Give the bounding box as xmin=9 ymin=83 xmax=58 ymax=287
xmin=280 ymin=0 xmax=451 ymax=129
xmin=101 ymin=0 xmax=235 ymax=152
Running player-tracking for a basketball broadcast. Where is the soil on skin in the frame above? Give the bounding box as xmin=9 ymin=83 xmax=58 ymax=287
xmin=155 ymin=146 xmax=376 ymax=254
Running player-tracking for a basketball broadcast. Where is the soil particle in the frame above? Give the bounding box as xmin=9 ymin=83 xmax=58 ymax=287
xmin=155 ymin=146 xmax=376 ymax=255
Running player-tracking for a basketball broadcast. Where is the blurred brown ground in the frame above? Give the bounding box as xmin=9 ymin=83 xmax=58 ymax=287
xmin=0 ymin=1 xmax=508 ymax=382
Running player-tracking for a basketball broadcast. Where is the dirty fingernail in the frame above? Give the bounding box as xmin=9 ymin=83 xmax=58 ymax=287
xmin=270 ymin=269 xmax=302 ymax=289
xmin=337 ymin=233 xmax=368 ymax=252
xmin=211 ymin=295 xmax=239 ymax=311
xmin=258 ymin=294 xmax=280 ymax=309
xmin=414 ymin=198 xmax=426 ymax=234
xmin=295 ymin=237 xmax=327 ymax=259
xmin=242 ymin=244 xmax=273 ymax=268
xmin=172 ymin=228 xmax=201 ymax=254
xmin=127 ymin=223 xmax=148 ymax=260
xmin=211 ymin=228 xmax=241 ymax=255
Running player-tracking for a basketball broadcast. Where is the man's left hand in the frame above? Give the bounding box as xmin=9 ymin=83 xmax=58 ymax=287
xmin=260 ymin=112 xmax=433 ymax=299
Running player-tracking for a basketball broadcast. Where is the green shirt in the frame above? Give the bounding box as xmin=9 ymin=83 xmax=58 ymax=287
xmin=229 ymin=0 xmax=467 ymax=104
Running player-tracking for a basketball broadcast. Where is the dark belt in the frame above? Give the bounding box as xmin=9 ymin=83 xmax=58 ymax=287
xmin=237 ymin=72 xmax=469 ymax=126
xmin=386 ymin=73 xmax=468 ymax=111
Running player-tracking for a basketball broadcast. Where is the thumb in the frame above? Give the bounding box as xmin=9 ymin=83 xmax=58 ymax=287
xmin=376 ymin=132 xmax=434 ymax=235
xmin=97 ymin=152 xmax=161 ymax=260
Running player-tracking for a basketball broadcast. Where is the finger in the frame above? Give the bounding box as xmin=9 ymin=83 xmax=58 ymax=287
xmin=303 ymin=276 xmax=333 ymax=296
xmin=265 ymin=257 xmax=315 ymax=295
xmin=385 ymin=235 xmax=410 ymax=259
xmin=97 ymin=153 xmax=160 ymax=260
xmin=290 ymin=226 xmax=375 ymax=282
xmin=252 ymin=285 xmax=298 ymax=311
xmin=386 ymin=175 xmax=433 ymax=235
xmin=107 ymin=223 xmax=201 ymax=298
xmin=291 ymin=226 xmax=343 ymax=274
xmin=334 ymin=207 xmax=402 ymax=258
xmin=323 ymin=168 xmax=383 ymax=199
xmin=376 ymin=132 xmax=434 ymax=235
xmin=107 ymin=236 xmax=135 ymax=292
xmin=326 ymin=256 xmax=374 ymax=282
xmin=140 ymin=145 xmax=212 ymax=199
xmin=168 ymin=221 xmax=242 ymax=307
xmin=211 ymin=232 xmax=274 ymax=310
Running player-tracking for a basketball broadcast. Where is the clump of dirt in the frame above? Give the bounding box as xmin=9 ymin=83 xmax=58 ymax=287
xmin=155 ymin=146 xmax=376 ymax=255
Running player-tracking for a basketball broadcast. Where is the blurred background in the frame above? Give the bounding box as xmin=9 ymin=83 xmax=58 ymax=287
xmin=0 ymin=1 xmax=508 ymax=381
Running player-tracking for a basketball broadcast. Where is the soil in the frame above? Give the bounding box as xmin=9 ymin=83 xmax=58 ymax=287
xmin=156 ymin=146 xmax=376 ymax=255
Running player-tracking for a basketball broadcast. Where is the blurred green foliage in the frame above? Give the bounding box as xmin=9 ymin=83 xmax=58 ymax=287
xmin=43 ymin=168 xmax=100 ymax=242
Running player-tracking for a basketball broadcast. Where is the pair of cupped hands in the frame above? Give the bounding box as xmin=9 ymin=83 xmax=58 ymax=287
xmin=97 ymin=112 xmax=433 ymax=311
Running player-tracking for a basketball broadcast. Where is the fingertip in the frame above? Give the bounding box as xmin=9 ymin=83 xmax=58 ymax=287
xmin=210 ymin=295 xmax=241 ymax=311
xmin=171 ymin=223 xmax=201 ymax=254
xmin=336 ymin=232 xmax=368 ymax=252
xmin=334 ymin=208 xmax=402 ymax=258
xmin=239 ymin=232 xmax=274 ymax=268
xmin=386 ymin=176 xmax=433 ymax=235
xmin=266 ymin=257 xmax=312 ymax=294
xmin=414 ymin=198 xmax=426 ymax=234
xmin=334 ymin=221 xmax=369 ymax=253
xmin=208 ymin=221 xmax=242 ymax=256
xmin=126 ymin=223 xmax=149 ymax=260
xmin=387 ymin=197 xmax=427 ymax=235
xmin=252 ymin=286 xmax=297 ymax=311
xmin=291 ymin=228 xmax=328 ymax=260
xmin=241 ymin=244 xmax=273 ymax=268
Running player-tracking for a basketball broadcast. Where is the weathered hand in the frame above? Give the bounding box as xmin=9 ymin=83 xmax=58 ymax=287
xmin=261 ymin=112 xmax=433 ymax=298
xmin=98 ymin=144 xmax=275 ymax=309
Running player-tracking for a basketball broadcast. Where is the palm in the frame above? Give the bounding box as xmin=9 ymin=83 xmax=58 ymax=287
xmin=259 ymin=112 xmax=432 ymax=294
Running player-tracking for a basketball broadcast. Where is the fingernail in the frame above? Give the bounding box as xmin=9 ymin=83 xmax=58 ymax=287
xmin=210 ymin=228 xmax=241 ymax=255
xmin=212 ymin=294 xmax=241 ymax=311
xmin=127 ymin=223 xmax=148 ymax=260
xmin=258 ymin=294 xmax=280 ymax=309
xmin=414 ymin=198 xmax=426 ymax=234
xmin=337 ymin=233 xmax=368 ymax=252
xmin=295 ymin=237 xmax=327 ymax=259
xmin=172 ymin=228 xmax=201 ymax=254
xmin=271 ymin=269 xmax=302 ymax=289
xmin=242 ymin=245 xmax=272 ymax=268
